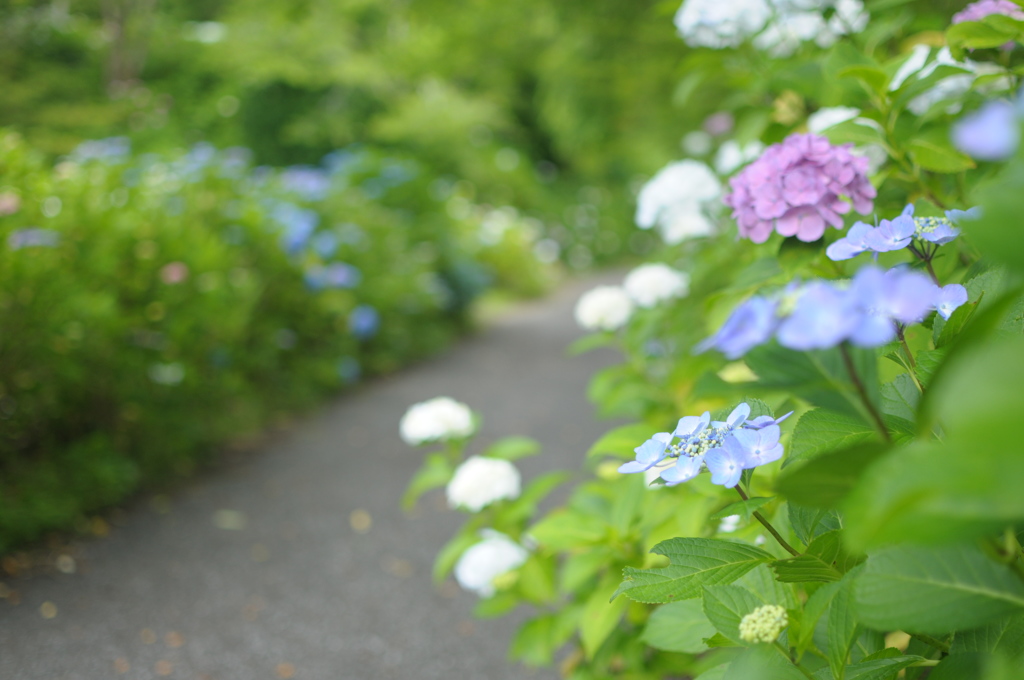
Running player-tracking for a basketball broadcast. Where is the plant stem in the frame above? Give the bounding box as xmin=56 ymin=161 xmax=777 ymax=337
xmin=910 ymin=660 xmax=941 ymax=668
xmin=839 ymin=343 xmax=891 ymax=443
xmin=773 ymin=641 xmax=815 ymax=680
xmin=907 ymin=243 xmax=941 ymax=285
xmin=735 ymin=486 xmax=800 ymax=557
xmin=910 ymin=633 xmax=950 ymax=653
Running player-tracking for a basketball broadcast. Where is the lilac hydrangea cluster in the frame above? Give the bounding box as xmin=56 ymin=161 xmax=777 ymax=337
xmin=618 ymin=403 xmax=791 ymax=489
xmin=826 ymin=204 xmax=972 ymax=261
xmin=696 ymin=266 xmax=968 ymax=358
xmin=724 ymin=134 xmax=876 ymax=244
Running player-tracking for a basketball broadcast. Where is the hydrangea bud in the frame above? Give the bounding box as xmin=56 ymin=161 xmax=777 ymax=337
xmin=446 ymin=456 xmax=521 ymax=512
xmin=739 ymin=604 xmax=789 ymax=643
xmin=399 ymin=397 xmax=475 ymax=445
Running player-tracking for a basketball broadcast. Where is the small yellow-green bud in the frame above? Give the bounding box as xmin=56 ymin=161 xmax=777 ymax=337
xmin=738 ymin=604 xmax=788 ymax=643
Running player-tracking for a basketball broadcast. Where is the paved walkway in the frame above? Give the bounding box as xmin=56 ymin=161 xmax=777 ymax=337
xmin=0 ymin=272 xmax=624 ymax=680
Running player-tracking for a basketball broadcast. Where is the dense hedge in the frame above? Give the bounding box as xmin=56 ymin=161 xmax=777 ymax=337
xmin=0 ymin=130 xmax=554 ymax=552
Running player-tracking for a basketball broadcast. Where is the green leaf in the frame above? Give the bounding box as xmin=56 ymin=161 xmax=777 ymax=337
xmin=581 ymin=573 xmax=628 ymax=658
xmin=738 ymin=564 xmax=800 ymax=609
xmin=775 ymin=442 xmax=891 ymax=509
xmin=773 ymin=531 xmax=859 ymax=583
xmin=786 ymin=408 xmax=877 ymax=467
xmin=518 ymin=554 xmax=557 ymax=604
xmin=474 ymin=590 xmax=519 ymax=618
xmin=702 ymin=585 xmax=764 ymax=645
xmin=951 ymin=612 xmax=1024 ymax=662
xmin=528 ymin=509 xmax=608 ymax=550
xmin=830 ymin=570 xmax=862 ymax=680
xmin=402 ymin=452 xmax=454 ymax=510
xmin=838 ymin=65 xmax=890 ymax=95
xmin=567 ymin=332 xmax=615 ymax=356
xmin=947 ymin=20 xmax=1019 ymax=59
xmin=481 ymin=436 xmax=540 ymax=461
xmin=907 ymin=134 xmax=976 ymax=174
xmin=966 ymin=159 xmax=1024 ymax=273
xmin=854 ymin=545 xmax=1024 ymax=635
xmin=722 ymin=644 xmax=808 ymax=680
xmin=711 ymin=497 xmax=774 ymax=521
xmin=503 ymin=471 xmax=571 ymax=523
xmin=587 ymin=422 xmax=657 ymax=459
xmin=789 ymin=504 xmax=842 ymax=546
xmin=879 ymin=375 xmax=918 ymax=423
xmin=432 ymin=528 xmax=480 ymax=583
xmin=642 ymin=599 xmax=717 ymax=654
xmin=560 ymin=548 xmax=611 ymax=594
xmin=935 ymin=295 xmax=981 ymax=349
xmin=843 ymin=655 xmax=928 ymax=680
xmin=797 ymin=580 xmax=843 ymax=654
xmin=614 ymin=538 xmax=774 ymax=604
xmin=510 ymin=615 xmax=564 ymax=666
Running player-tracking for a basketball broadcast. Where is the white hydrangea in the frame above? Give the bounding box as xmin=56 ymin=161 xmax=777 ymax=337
xmin=739 ymin=604 xmax=789 ymax=643
xmin=714 ymin=140 xmax=765 ymax=175
xmin=888 ymin=46 xmax=1010 ymax=116
xmin=446 ymin=456 xmax=521 ymax=512
xmin=399 ymin=396 xmax=475 ymax=445
xmin=718 ymin=514 xmax=742 ymax=533
xmin=454 ymin=530 xmax=529 ymax=598
xmin=674 ymin=0 xmax=772 ymax=49
xmin=623 ymin=263 xmax=690 ymax=309
xmin=636 ymin=160 xmax=722 ymax=244
xmin=755 ymin=0 xmax=868 ymax=56
xmin=574 ymin=286 xmax=634 ymax=331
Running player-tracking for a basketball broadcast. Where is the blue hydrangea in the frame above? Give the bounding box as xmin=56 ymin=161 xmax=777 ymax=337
xmin=952 ymin=99 xmax=1020 ymax=161
xmin=349 ymin=304 xmax=381 ymax=339
xmin=619 ymin=403 xmax=788 ymax=489
xmin=693 ymin=297 xmax=779 ymax=359
xmin=827 ymin=204 xmax=965 ymax=262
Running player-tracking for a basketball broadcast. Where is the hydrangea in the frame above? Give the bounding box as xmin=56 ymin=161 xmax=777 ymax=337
xmin=724 ymin=133 xmax=876 ymax=243
xmin=953 ymin=0 xmax=1024 ymax=50
xmin=304 ymin=263 xmax=362 ymax=290
xmin=826 ymin=204 xmax=967 ymax=261
xmin=636 ymin=160 xmax=722 ymax=244
xmin=574 ymin=285 xmax=635 ymax=331
xmin=454 ymin=531 xmax=529 ymax=598
xmin=8 ymin=228 xmax=60 ymax=250
xmin=952 ymin=99 xmax=1021 ymax=161
xmin=697 ymin=266 xmax=968 ymax=356
xmin=674 ymin=0 xmax=772 ymax=49
xmin=619 ymin=403 xmax=791 ymax=488
xmin=446 ymin=456 xmax=522 ymax=512
xmin=739 ymin=604 xmax=789 ymax=643
xmin=754 ymin=1 xmax=869 ymax=57
xmin=399 ymin=397 xmax=475 ymax=445
xmin=623 ymin=263 xmax=690 ymax=308
xmin=714 ymin=140 xmax=766 ymax=175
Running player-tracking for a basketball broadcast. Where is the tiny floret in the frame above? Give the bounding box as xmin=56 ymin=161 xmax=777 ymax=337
xmin=739 ymin=604 xmax=789 ymax=643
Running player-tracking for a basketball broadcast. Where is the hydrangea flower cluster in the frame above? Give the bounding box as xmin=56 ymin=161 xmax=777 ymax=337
xmin=696 ymin=266 xmax=968 ymax=358
xmin=623 ymin=263 xmax=690 ymax=309
xmin=446 ymin=456 xmax=522 ymax=512
xmin=619 ymin=403 xmax=791 ymax=488
xmin=674 ymin=0 xmax=772 ymax=49
xmin=953 ymin=97 xmax=1023 ymax=161
xmin=724 ymin=133 xmax=876 ymax=243
xmin=453 ymin=530 xmax=529 ymax=598
xmin=635 ymin=160 xmax=722 ymax=244
xmin=399 ymin=396 xmax=476 ymax=445
xmin=574 ymin=285 xmax=635 ymax=331
xmin=826 ymin=204 xmax=971 ymax=261
xmin=739 ymin=604 xmax=789 ymax=643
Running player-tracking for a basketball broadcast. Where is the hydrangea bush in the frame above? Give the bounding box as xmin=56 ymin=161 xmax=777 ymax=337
xmin=407 ymin=2 xmax=1024 ymax=679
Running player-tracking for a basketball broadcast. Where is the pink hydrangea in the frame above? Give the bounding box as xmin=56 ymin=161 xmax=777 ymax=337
xmin=953 ymin=0 xmax=1024 ymax=25
xmin=723 ymin=133 xmax=876 ymax=244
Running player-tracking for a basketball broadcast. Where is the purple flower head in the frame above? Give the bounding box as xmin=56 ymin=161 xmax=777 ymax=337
xmin=694 ymin=296 xmax=779 ymax=359
xmin=618 ymin=432 xmax=672 ymax=474
xmin=934 ymin=283 xmax=969 ymax=320
xmin=8 ymin=228 xmax=59 ymax=250
xmin=826 ymin=221 xmax=875 ymax=260
xmin=777 ymin=282 xmax=859 ymax=350
xmin=861 ymin=209 xmax=916 ymax=253
xmin=349 ymin=304 xmax=380 ymax=339
xmin=952 ymin=100 xmax=1021 ymax=161
xmin=724 ymin=133 xmax=876 ymax=244
xmin=618 ymin=401 xmax=789 ymax=488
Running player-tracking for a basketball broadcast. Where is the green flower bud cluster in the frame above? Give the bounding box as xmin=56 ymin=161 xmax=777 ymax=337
xmin=738 ymin=604 xmax=788 ymax=643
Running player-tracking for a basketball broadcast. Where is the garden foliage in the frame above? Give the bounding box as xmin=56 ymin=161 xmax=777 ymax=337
xmin=405 ymin=1 xmax=1024 ymax=678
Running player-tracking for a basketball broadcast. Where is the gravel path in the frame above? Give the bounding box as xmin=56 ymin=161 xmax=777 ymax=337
xmin=0 ymin=272 xmax=625 ymax=680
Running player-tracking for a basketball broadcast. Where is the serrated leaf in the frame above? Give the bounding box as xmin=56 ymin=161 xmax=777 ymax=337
xmin=951 ymin=612 xmax=1024 ymax=662
xmin=711 ymin=497 xmax=774 ymax=521
xmin=702 ymin=585 xmax=763 ymax=645
xmin=773 ymin=532 xmax=858 ymax=584
xmin=789 ymin=504 xmax=842 ymax=546
xmin=843 ymin=655 xmax=927 ymax=680
xmin=481 ymin=436 xmax=540 ymax=461
xmin=854 ymin=544 xmax=1024 ymax=635
xmin=587 ymin=422 xmax=658 ymax=459
xmin=935 ymin=296 xmax=981 ymax=348
xmin=614 ymin=538 xmax=774 ymax=604
xmin=786 ymin=408 xmax=877 ymax=467
xmin=642 ymin=600 xmax=717 ymax=654
xmin=879 ymin=375 xmax=918 ymax=423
